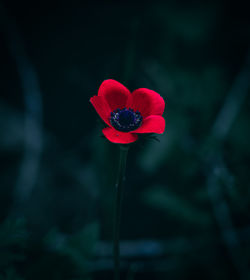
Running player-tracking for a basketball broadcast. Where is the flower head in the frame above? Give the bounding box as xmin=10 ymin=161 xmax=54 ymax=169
xmin=90 ymin=79 xmax=166 ymax=144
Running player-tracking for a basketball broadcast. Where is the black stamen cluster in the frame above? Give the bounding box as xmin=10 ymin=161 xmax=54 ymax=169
xmin=110 ymin=108 xmax=143 ymax=132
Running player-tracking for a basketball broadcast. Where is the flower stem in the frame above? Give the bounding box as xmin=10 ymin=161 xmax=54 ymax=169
xmin=113 ymin=145 xmax=129 ymax=280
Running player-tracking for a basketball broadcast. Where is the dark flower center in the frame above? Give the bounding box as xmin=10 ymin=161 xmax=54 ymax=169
xmin=110 ymin=108 xmax=143 ymax=132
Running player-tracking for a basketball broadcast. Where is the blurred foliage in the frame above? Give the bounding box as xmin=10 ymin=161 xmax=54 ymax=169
xmin=0 ymin=0 xmax=250 ymax=279
xmin=0 ymin=268 xmax=24 ymax=280
xmin=45 ymin=222 xmax=99 ymax=273
xmin=0 ymin=219 xmax=27 ymax=279
xmin=143 ymin=186 xmax=213 ymax=227
xmin=0 ymin=218 xmax=98 ymax=279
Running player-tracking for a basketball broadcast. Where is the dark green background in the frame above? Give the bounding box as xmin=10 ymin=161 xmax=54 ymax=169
xmin=0 ymin=1 xmax=249 ymax=279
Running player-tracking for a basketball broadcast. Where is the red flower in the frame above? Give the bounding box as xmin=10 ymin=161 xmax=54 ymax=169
xmin=90 ymin=79 xmax=166 ymax=144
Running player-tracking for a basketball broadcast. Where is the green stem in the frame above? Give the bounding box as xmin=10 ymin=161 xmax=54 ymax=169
xmin=113 ymin=145 xmax=129 ymax=280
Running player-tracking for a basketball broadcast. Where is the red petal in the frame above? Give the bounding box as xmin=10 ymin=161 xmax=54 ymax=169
xmin=98 ymin=79 xmax=131 ymax=112
xmin=90 ymin=96 xmax=111 ymax=126
xmin=127 ymin=88 xmax=165 ymax=118
xmin=132 ymin=115 xmax=165 ymax=134
xmin=102 ymin=127 xmax=138 ymax=144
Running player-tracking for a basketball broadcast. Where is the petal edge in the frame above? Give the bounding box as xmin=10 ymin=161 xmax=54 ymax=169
xmin=98 ymin=79 xmax=131 ymax=112
xmin=90 ymin=96 xmax=111 ymax=126
xmin=132 ymin=115 xmax=165 ymax=134
xmin=128 ymin=88 xmax=165 ymax=118
xmin=102 ymin=127 xmax=138 ymax=144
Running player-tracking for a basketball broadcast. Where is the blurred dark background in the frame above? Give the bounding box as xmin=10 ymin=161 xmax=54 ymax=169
xmin=0 ymin=0 xmax=250 ymax=279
